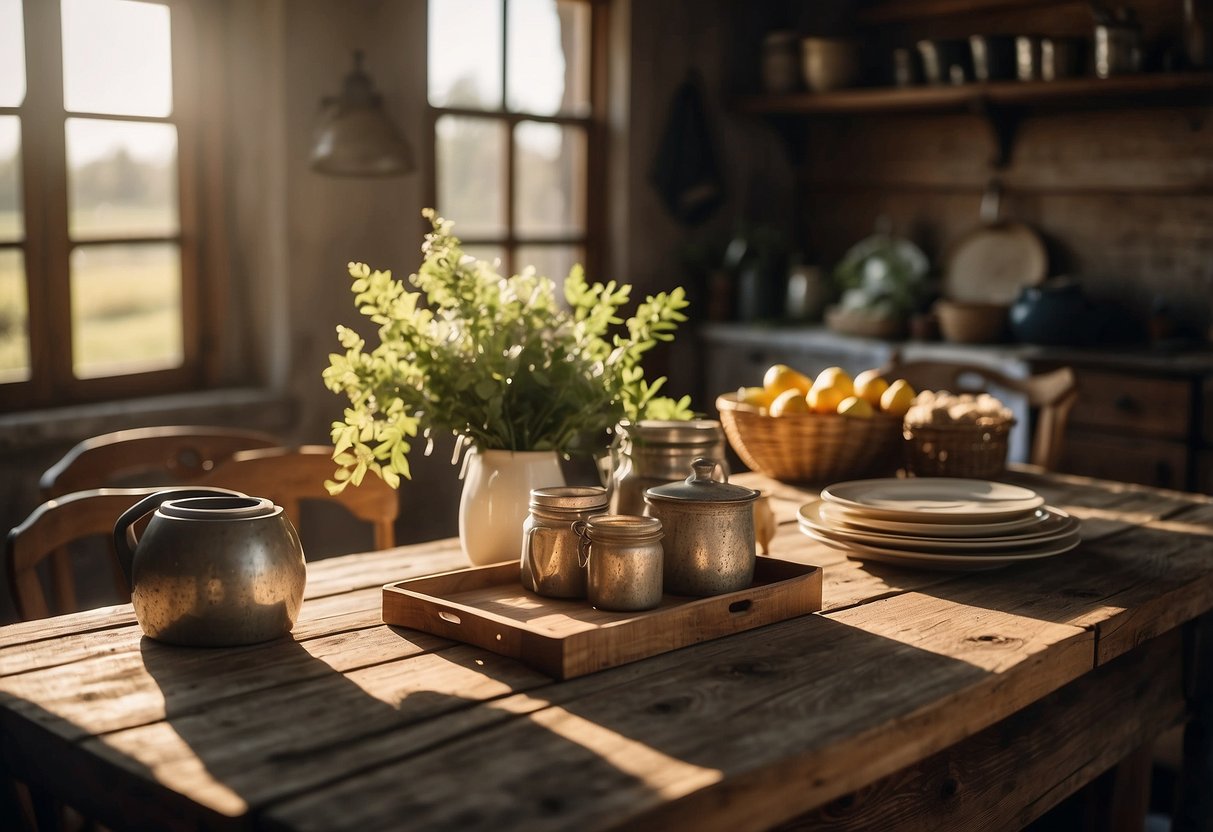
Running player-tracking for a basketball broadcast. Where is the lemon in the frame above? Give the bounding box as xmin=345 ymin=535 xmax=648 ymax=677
xmin=807 ymin=367 xmax=853 ymax=414
xmin=853 ymin=369 xmax=889 ymax=407
xmin=881 ymin=379 xmax=916 ymax=417
xmin=812 ymin=366 xmax=854 ymax=399
xmin=769 ymin=388 xmax=811 ymax=416
xmin=763 ymin=364 xmax=812 ymax=398
xmin=738 ymin=386 xmax=773 ymax=409
xmin=807 ymin=384 xmax=847 ymax=414
xmin=837 ymin=395 xmax=875 ymax=418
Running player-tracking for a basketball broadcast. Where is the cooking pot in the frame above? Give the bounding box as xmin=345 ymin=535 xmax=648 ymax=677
xmin=644 ymin=458 xmax=759 ymax=596
xmin=113 ymin=488 xmax=307 ymax=646
xmin=1009 ymin=278 xmax=1095 ymax=346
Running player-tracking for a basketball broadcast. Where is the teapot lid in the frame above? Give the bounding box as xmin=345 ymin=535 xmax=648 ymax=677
xmin=644 ymin=458 xmax=758 ymax=504
xmin=159 ymin=495 xmax=278 ymax=520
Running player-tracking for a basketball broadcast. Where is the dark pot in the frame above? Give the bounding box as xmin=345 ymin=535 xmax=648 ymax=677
xmin=1009 ymin=279 xmax=1094 ymax=346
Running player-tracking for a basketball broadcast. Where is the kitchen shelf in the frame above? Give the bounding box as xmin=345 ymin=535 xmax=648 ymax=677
xmin=736 ymin=72 xmax=1213 ymax=116
xmin=737 ymin=71 xmax=1212 ymax=167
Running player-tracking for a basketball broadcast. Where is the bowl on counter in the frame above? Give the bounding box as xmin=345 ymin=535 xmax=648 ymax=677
xmin=934 ymin=299 xmax=1010 ymax=344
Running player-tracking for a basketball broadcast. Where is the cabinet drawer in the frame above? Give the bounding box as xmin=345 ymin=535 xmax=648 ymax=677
xmin=1068 ymin=370 xmax=1191 ymax=440
xmin=1060 ymin=433 xmax=1189 ymax=491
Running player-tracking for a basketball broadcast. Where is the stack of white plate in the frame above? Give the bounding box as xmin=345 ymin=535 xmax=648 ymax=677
xmin=798 ymin=477 xmax=1081 ymax=571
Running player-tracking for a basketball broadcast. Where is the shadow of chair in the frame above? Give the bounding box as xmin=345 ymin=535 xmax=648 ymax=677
xmin=882 ymin=357 xmax=1078 ymax=471
xmin=37 ymin=426 xmax=281 ymax=613
xmin=196 ymin=446 xmax=399 ymax=552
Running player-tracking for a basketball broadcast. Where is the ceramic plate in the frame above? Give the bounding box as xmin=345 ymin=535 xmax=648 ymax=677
xmin=799 ymin=501 xmax=1078 ymax=551
xmin=944 ymin=222 xmax=1047 ymax=305
xmin=800 ymin=526 xmax=1082 ymax=571
xmin=820 ymin=478 xmax=1044 ymax=523
xmin=819 ymin=501 xmax=1051 ymax=538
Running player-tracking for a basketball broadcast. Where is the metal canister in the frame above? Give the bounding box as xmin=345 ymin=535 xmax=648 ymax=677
xmin=573 ymin=514 xmax=664 ymax=612
xmin=609 ymin=420 xmax=729 ymax=516
xmin=643 ymin=458 xmax=759 ymax=597
xmin=1095 ymin=7 xmax=1142 ymax=77
xmin=521 ymin=486 xmax=609 ymax=599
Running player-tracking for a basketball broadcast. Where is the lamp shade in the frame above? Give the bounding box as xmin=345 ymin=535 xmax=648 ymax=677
xmin=311 ymin=51 xmax=414 ymax=177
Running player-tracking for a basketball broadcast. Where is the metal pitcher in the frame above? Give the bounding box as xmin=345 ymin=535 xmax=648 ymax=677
xmin=113 ymin=488 xmax=307 ymax=647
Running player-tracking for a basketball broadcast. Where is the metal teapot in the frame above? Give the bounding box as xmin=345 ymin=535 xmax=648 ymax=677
xmin=113 ymin=488 xmax=307 ymax=647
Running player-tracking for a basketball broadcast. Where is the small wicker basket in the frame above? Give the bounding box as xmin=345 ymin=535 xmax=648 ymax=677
xmin=716 ymin=393 xmax=903 ymax=483
xmin=902 ymin=421 xmax=1014 ymax=479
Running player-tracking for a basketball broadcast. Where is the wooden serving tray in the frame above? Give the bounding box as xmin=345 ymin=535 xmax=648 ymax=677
xmin=382 ymin=556 xmax=822 ymax=679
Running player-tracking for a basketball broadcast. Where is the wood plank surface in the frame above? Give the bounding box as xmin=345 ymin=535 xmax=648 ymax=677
xmin=774 ymin=628 xmax=1187 ymax=832
xmin=1 ymin=470 xmax=1212 ymax=831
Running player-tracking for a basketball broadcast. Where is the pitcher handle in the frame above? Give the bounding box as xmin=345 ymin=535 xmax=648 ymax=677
xmin=112 ymin=487 xmax=246 ymax=588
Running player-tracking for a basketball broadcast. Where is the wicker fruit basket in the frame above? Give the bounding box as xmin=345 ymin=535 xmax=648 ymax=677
xmin=902 ymin=421 xmax=1013 ymax=479
xmin=716 ymin=392 xmax=903 ymax=483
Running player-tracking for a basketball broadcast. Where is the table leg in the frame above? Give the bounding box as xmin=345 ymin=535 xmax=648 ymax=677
xmin=1174 ymin=612 xmax=1213 ymax=832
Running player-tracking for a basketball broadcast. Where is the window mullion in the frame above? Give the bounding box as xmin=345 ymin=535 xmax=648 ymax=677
xmin=20 ymin=0 xmax=72 ymax=400
xmin=500 ymin=0 xmax=514 ymax=277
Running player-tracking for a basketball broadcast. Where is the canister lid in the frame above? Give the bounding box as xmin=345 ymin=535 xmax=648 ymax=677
xmin=622 ymin=419 xmax=724 ymax=447
xmin=644 ymin=458 xmax=759 ymax=504
xmin=529 ymin=486 xmax=609 ymax=510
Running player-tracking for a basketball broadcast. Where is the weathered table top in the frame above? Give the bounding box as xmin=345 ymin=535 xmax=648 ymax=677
xmin=2 ymin=469 xmax=1212 ymax=831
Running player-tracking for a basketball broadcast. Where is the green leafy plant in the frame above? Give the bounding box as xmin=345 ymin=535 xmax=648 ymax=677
xmin=323 ymin=210 xmax=693 ymax=493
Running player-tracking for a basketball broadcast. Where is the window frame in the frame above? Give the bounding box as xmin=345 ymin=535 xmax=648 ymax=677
xmin=2 ymin=0 xmax=219 ymax=412
xmin=425 ymin=0 xmax=609 ymax=282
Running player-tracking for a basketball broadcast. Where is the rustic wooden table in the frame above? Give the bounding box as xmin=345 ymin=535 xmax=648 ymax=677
xmin=2 ymin=470 xmax=1211 ymax=831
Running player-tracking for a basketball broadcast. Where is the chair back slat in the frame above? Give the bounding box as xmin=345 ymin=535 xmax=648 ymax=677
xmin=40 ymin=426 xmax=280 ymax=497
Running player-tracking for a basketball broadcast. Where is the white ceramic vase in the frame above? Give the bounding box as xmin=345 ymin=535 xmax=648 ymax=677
xmin=458 ymin=448 xmax=565 ymax=566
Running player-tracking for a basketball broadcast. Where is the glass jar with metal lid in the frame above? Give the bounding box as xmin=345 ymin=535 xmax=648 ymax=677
xmin=521 ymin=486 xmax=609 ymax=599
xmin=572 ymin=514 xmax=664 ymax=611
xmin=608 ymin=419 xmax=729 ymax=515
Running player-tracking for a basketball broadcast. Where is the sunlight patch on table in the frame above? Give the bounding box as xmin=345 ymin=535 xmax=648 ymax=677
xmin=526 ymin=704 xmax=721 ymax=798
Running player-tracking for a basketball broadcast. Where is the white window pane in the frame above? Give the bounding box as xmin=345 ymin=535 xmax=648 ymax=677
xmin=436 ymin=115 xmax=506 ymax=238
xmin=62 ymin=0 xmax=172 ymax=117
xmin=507 ymin=0 xmax=590 ymax=116
xmin=462 ymin=244 xmax=506 ymax=270
xmin=428 ymin=0 xmax=502 ymax=109
xmin=66 ymin=119 xmax=179 ymax=239
xmin=0 ymin=0 xmax=25 ymax=107
xmin=516 ymin=244 xmax=582 ymax=283
xmin=515 ymin=121 xmax=585 ymax=236
xmin=0 ymin=117 xmax=21 ymax=242
xmin=71 ymin=243 xmax=182 ymax=378
xmin=0 ymin=248 xmax=28 ymax=382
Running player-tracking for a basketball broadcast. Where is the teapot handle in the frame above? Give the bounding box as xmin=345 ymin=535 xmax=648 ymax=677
xmin=112 ymin=487 xmax=247 ymax=589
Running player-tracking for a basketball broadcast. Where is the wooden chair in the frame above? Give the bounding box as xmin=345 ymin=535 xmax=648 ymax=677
xmin=6 ymin=486 xmax=242 ymax=621
xmin=39 ymin=425 xmax=281 ymax=497
xmin=882 ymin=356 xmax=1078 ymax=471
xmin=35 ymin=426 xmax=281 ymax=614
xmin=197 ymin=446 xmax=399 ymax=551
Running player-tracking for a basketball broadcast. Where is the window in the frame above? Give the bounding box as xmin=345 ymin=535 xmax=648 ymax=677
xmin=427 ymin=0 xmax=605 ymax=282
xmin=1 ymin=0 xmax=213 ymax=411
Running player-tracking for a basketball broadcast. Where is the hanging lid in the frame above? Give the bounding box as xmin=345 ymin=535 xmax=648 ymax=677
xmin=644 ymin=458 xmax=759 ymax=504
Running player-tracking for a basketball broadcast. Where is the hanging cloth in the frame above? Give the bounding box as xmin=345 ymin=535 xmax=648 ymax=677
xmin=648 ymin=71 xmax=725 ymax=226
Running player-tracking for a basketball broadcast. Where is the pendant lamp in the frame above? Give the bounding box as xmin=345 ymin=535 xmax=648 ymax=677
xmin=311 ymin=50 xmax=414 ymax=177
